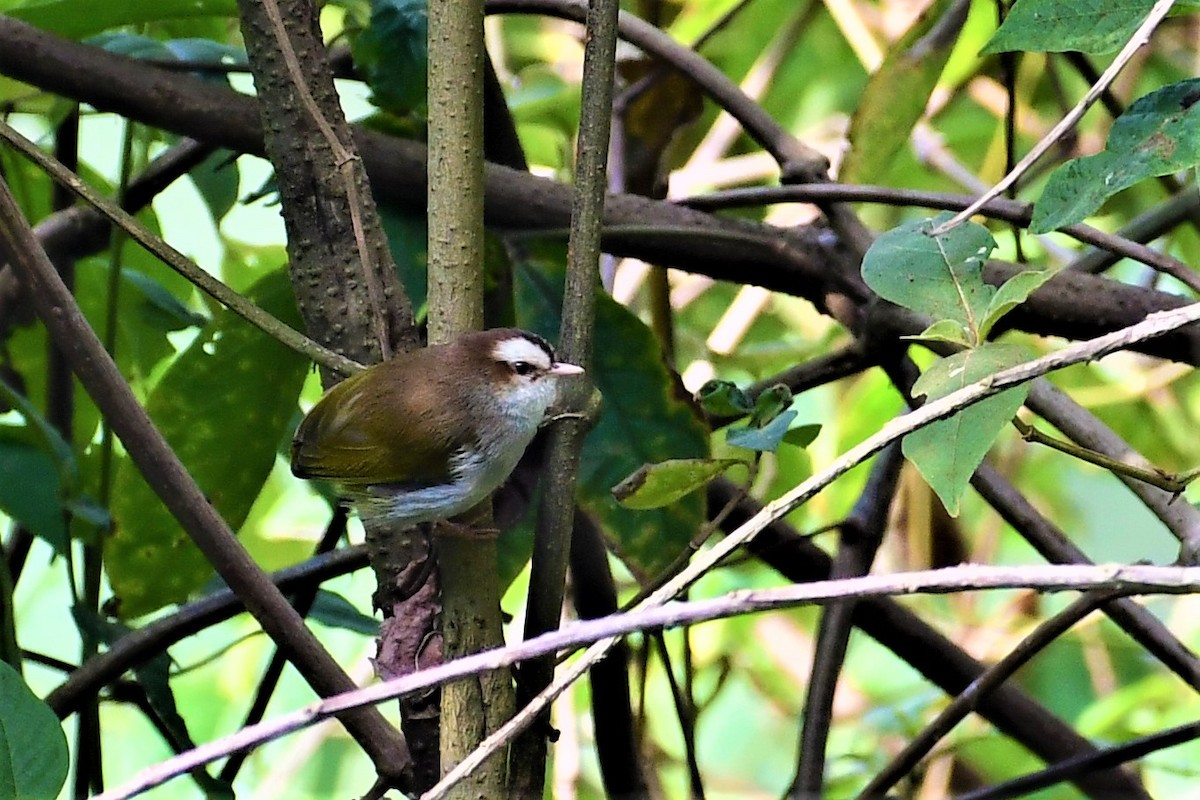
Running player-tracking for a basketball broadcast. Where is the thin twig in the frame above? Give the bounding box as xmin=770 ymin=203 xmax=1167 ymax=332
xmin=0 ymin=118 xmax=361 ymax=376
xmin=1013 ymin=417 xmax=1191 ymax=495
xmin=858 ymin=591 xmax=1120 ymax=798
xmin=512 ymin=0 xmax=616 ymax=786
xmin=953 ymin=719 xmax=1200 ymax=800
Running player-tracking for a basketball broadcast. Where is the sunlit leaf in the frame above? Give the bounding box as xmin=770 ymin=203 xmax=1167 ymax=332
xmin=6 ymin=0 xmax=239 ymax=39
xmin=613 ymin=458 xmax=744 ymax=510
xmin=982 ymin=0 xmax=1200 ymax=55
xmin=841 ymin=0 xmax=967 ymax=183
xmin=903 ymin=343 xmax=1031 ymax=515
xmin=906 ymin=318 xmax=975 ymax=347
xmin=979 ymin=268 xmax=1056 ymax=340
xmin=862 ymin=214 xmax=997 ymax=346
xmin=863 ymin=214 xmax=1045 ymax=346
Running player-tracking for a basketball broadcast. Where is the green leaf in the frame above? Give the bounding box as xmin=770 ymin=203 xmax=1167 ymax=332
xmin=105 ymin=270 xmax=308 ymax=617
xmin=515 ymin=257 xmax=709 ymax=578
xmin=0 ymin=376 xmax=77 ymax=492
xmin=87 ymin=31 xmax=175 ymax=59
xmin=187 ymin=149 xmax=242 ymax=223
xmin=861 ymin=213 xmax=998 ymax=346
xmin=727 ymin=409 xmax=800 ymax=453
xmin=613 ymin=458 xmax=744 ymax=510
xmin=695 ymin=379 xmax=753 ymax=418
xmin=4 ymin=0 xmax=239 ymax=39
xmin=120 ymin=269 xmax=208 ymax=331
xmin=309 ymin=590 xmax=380 ymax=636
xmin=378 ymin=203 xmax=429 ymax=316
xmin=1031 ymin=79 xmax=1200 ymax=233
xmin=163 ymin=38 xmax=247 ymax=70
xmin=978 ymin=267 xmax=1057 ymax=340
xmin=0 ymin=661 xmax=68 ymax=800
xmin=840 ymin=0 xmax=967 ymax=183
xmin=982 ymin=0 xmax=1200 ymax=55
xmin=782 ymin=423 xmax=822 ymax=449
xmin=74 ymin=261 xmax=202 ymax=382
xmin=903 ymin=343 xmax=1031 ymax=515
xmin=351 ymin=0 xmax=429 ymax=117
xmin=0 ymin=435 xmax=67 ymax=553
xmin=906 ymin=318 xmax=975 ymax=347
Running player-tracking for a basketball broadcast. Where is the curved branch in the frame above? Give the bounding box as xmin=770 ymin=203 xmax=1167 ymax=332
xmin=680 ymin=183 xmax=1200 ymax=293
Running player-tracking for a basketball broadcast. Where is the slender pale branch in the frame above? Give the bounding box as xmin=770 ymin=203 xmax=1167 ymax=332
xmin=93 ymin=562 xmax=1200 ymax=800
xmin=433 ymin=299 xmax=1200 ymax=790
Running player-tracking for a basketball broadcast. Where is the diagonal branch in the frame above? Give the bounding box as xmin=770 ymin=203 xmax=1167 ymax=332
xmin=429 ymin=300 xmax=1200 ymax=791
xmin=0 ymin=152 xmax=410 ymax=786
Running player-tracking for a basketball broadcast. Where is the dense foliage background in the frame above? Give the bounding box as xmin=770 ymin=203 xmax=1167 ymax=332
xmin=1 ymin=0 xmax=1200 ymax=797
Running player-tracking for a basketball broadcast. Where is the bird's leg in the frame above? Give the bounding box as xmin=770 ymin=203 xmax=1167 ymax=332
xmin=435 ymin=505 xmax=500 ymax=539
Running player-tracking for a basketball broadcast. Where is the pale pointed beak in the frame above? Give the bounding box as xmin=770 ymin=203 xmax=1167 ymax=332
xmin=549 ymin=362 xmax=584 ymax=376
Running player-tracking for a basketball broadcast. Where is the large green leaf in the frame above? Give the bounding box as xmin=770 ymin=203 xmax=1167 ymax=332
xmin=613 ymin=458 xmax=744 ymax=510
xmin=862 ymin=214 xmax=997 ymax=346
xmin=903 ymin=343 xmax=1031 ymax=515
xmin=514 ymin=260 xmax=709 ymax=578
xmin=2 ymin=0 xmax=238 ymax=38
xmin=1031 ymin=79 xmax=1200 ymax=233
xmin=862 ymin=214 xmax=1053 ymax=346
xmin=982 ymin=0 xmax=1200 ymax=55
xmin=105 ymin=270 xmax=308 ymax=617
xmin=840 ymin=0 xmax=966 ymax=184
xmin=0 ymin=661 xmax=68 ymax=800
xmin=74 ymin=260 xmax=206 ymax=384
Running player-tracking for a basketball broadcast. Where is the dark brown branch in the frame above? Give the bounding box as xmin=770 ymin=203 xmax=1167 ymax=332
xmin=1 ymin=16 xmax=1199 ymax=365
xmin=46 ymin=546 xmax=370 ymax=718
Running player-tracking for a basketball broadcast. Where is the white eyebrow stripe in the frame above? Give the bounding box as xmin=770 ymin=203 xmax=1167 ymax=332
xmin=492 ymin=336 xmax=552 ymax=368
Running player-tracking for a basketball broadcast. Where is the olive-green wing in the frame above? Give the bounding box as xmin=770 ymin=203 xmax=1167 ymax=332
xmin=290 ymin=366 xmax=469 ymax=487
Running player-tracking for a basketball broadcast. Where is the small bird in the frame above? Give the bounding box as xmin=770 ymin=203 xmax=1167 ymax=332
xmin=290 ymin=328 xmax=583 ymax=528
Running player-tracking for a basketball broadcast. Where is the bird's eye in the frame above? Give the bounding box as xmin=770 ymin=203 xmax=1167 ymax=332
xmin=512 ymin=361 xmax=537 ymax=376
